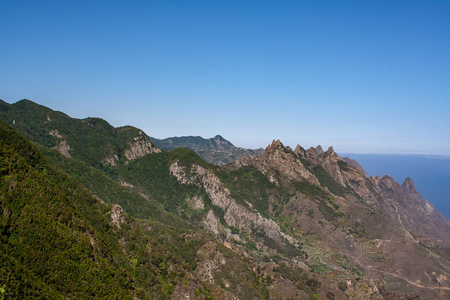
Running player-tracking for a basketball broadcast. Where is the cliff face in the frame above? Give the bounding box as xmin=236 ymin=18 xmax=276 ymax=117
xmin=2 ymin=99 xmax=450 ymax=299
xmin=123 ymin=130 xmax=161 ymax=162
xmin=169 ymin=161 xmax=295 ymax=245
xmin=167 ymin=139 xmax=450 ymax=299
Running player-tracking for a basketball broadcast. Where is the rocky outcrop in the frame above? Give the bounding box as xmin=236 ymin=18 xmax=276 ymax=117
xmin=187 ymin=195 xmax=205 ymax=210
xmin=102 ymin=154 xmax=119 ymax=166
xmin=56 ymin=140 xmax=71 ymax=158
xmin=401 ymin=177 xmax=418 ymax=194
xmin=124 ymin=131 xmax=161 ymax=162
xmin=372 ymin=175 xmax=450 ymax=244
xmin=204 ymin=210 xmax=220 ymax=235
xmin=342 ymin=156 xmax=368 ymax=176
xmin=49 ymin=129 xmax=62 ymax=138
xmin=319 ymin=147 xmax=348 ymax=187
xmin=295 ymin=145 xmax=325 ymax=164
xmin=170 ymin=161 xmax=295 ymax=244
xmin=236 ymin=140 xmax=319 ymax=186
xmin=111 ymin=204 xmax=126 ymax=228
xmin=49 ymin=129 xmax=71 ymax=157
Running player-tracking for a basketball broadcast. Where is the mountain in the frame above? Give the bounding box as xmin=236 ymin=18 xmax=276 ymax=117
xmin=150 ymin=135 xmax=263 ymax=165
xmin=0 ymin=113 xmax=268 ymax=299
xmin=1 ymin=99 xmax=450 ymax=299
xmin=341 ymin=153 xmax=450 ymax=219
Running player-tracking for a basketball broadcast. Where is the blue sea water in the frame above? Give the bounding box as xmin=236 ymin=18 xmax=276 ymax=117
xmin=340 ymin=154 xmax=450 ymax=220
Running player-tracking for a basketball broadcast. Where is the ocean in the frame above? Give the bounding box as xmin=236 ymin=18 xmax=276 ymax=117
xmin=340 ymin=154 xmax=450 ymax=220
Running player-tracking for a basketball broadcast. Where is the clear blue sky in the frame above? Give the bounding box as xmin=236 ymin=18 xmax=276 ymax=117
xmin=1 ymin=0 xmax=449 ymax=154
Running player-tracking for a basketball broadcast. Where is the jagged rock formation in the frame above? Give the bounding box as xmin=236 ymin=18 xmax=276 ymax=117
xmin=229 ymin=139 xmax=450 ymax=298
xmin=2 ymin=99 xmax=450 ymax=299
xmin=236 ymin=139 xmax=319 ymax=185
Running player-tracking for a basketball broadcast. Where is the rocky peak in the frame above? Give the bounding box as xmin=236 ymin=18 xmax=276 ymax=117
xmin=402 ymin=177 xmax=418 ymax=194
xmin=213 ymin=134 xmax=235 ymax=149
xmin=304 ymin=145 xmax=328 ymax=161
xmin=237 ymin=139 xmax=319 ymax=186
xmin=321 ymin=146 xmax=340 ymax=161
xmin=316 ymin=145 xmax=324 ymax=155
xmin=294 ymin=144 xmax=306 ymax=158
xmin=213 ymin=134 xmax=225 ymax=141
xmin=382 ymin=175 xmax=395 ymax=181
xmin=266 ymin=139 xmax=284 ymax=151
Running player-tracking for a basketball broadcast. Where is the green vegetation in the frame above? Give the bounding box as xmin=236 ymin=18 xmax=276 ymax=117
xmin=0 ymin=99 xmax=128 ymax=166
xmin=293 ymin=180 xmax=328 ymax=200
xmin=0 ymin=119 xmax=133 ymax=298
xmin=42 ymin=147 xmax=191 ymax=227
xmin=118 ymin=150 xmax=210 ymax=220
xmin=337 ymin=160 xmax=350 ymax=172
xmin=216 ymin=166 xmax=276 ymax=217
xmin=167 ymin=147 xmax=211 ymax=170
xmin=0 ymin=120 xmax=269 ymax=299
xmin=2 ymin=99 xmax=446 ymax=299
xmin=310 ymin=165 xmax=347 ymax=197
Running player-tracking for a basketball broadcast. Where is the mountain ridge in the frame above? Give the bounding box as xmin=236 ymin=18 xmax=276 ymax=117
xmin=150 ymin=134 xmax=264 ymax=165
xmin=1 ymin=98 xmax=450 ymax=299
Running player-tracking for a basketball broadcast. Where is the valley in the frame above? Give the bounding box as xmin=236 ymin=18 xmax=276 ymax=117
xmin=1 ymin=99 xmax=449 ymax=299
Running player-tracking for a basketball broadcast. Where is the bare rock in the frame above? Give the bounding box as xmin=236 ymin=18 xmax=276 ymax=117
xmin=187 ymin=195 xmax=204 ymax=210
xmin=111 ymin=204 xmax=125 ymax=228
xmin=124 ymin=130 xmax=161 ymax=162
xmin=49 ymin=129 xmax=71 ymax=157
xmin=102 ymin=154 xmax=119 ymax=166
xmin=235 ymin=139 xmax=319 ymax=186
xmin=49 ymin=129 xmax=63 ymax=138
xmin=401 ymin=177 xmax=418 ymax=194
xmin=56 ymin=140 xmax=71 ymax=158
xmin=204 ymin=209 xmax=220 ymax=235
xmin=170 ymin=161 xmax=296 ymax=244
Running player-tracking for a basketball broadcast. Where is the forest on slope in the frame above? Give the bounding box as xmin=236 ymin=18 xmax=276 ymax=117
xmin=1 ymin=99 xmax=450 ymax=299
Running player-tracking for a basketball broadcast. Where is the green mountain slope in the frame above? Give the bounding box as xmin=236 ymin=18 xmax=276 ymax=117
xmin=0 ymin=119 xmax=134 ymax=298
xmin=2 ymin=99 xmax=450 ymax=299
xmin=0 ymin=99 xmax=160 ymax=167
xmin=0 ymin=120 xmax=270 ymax=299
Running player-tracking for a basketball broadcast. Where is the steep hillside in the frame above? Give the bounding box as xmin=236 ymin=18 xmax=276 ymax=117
xmin=0 ymin=119 xmax=279 ymax=299
xmin=150 ymin=135 xmax=263 ymax=165
xmin=0 ymin=99 xmax=161 ymax=167
xmin=1 ymin=99 xmax=450 ymax=299
xmin=0 ymin=119 xmax=136 ymax=298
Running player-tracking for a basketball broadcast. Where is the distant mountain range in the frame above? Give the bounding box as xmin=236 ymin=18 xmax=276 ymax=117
xmin=1 ymin=98 xmax=450 ymax=299
xmin=150 ymin=135 xmax=263 ymax=165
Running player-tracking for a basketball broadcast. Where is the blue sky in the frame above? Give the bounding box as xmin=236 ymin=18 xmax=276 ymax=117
xmin=1 ymin=0 xmax=449 ymax=154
